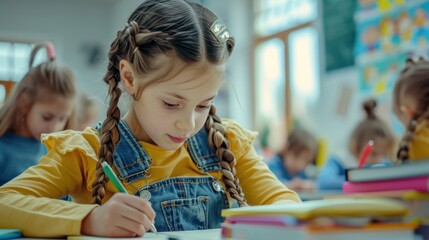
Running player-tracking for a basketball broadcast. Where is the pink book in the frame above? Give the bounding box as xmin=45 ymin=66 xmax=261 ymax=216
xmin=343 ymin=176 xmax=429 ymax=194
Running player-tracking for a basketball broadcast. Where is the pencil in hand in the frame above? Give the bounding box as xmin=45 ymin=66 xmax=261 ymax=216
xmin=101 ymin=161 xmax=158 ymax=234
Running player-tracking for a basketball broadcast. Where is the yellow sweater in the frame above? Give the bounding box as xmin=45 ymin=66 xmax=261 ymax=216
xmin=0 ymin=119 xmax=300 ymax=237
xmin=409 ymin=120 xmax=429 ymax=160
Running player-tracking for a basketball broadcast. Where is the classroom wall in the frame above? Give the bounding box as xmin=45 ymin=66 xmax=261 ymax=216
xmin=0 ymin=0 xmax=114 ymax=110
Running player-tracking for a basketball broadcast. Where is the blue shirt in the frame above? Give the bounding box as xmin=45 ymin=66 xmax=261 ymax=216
xmin=317 ymin=156 xmax=346 ymax=190
xmin=266 ymin=154 xmax=307 ymax=183
xmin=0 ymin=131 xmax=46 ymax=185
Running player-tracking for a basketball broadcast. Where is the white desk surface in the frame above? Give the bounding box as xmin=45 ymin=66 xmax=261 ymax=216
xmin=15 ymin=229 xmax=222 ymax=240
xmin=67 ymin=229 xmax=221 ymax=240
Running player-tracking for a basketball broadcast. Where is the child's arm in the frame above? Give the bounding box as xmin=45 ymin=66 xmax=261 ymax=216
xmin=223 ymin=119 xmax=301 ymax=205
xmin=235 ymin=147 xmax=301 ymax=205
xmin=317 ymin=157 xmax=345 ymax=190
xmin=0 ymin=147 xmax=96 ymax=237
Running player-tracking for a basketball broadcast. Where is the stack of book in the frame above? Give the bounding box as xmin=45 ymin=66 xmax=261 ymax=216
xmin=343 ymin=160 xmax=429 ymax=194
xmin=221 ymin=198 xmax=416 ymax=240
xmin=342 ymin=160 xmax=429 ymax=239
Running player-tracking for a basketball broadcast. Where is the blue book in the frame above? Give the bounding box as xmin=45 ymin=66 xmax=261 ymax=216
xmin=0 ymin=229 xmax=22 ymax=239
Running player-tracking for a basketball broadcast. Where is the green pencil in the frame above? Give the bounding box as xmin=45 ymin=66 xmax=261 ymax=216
xmin=101 ymin=161 xmax=157 ymax=234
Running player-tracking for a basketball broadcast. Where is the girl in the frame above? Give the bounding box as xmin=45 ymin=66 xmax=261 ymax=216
xmin=0 ymin=0 xmax=300 ymax=238
xmin=394 ymin=58 xmax=429 ymax=162
xmin=267 ymin=128 xmax=319 ymax=191
xmin=0 ymin=42 xmax=77 ymax=186
xmin=317 ymin=99 xmax=396 ymax=190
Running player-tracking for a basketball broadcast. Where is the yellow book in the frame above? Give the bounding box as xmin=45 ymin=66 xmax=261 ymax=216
xmin=221 ymin=198 xmax=408 ymax=219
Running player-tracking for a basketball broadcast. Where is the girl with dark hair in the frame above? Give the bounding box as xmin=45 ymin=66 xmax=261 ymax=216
xmin=0 ymin=1 xmax=300 ymax=238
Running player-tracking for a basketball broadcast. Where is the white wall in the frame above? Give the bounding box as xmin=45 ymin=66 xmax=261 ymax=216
xmin=0 ymin=0 xmax=113 ymax=107
xmin=0 ymin=0 xmax=254 ymax=128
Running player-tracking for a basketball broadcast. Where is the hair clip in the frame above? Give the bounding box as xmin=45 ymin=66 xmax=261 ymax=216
xmin=210 ymin=19 xmax=230 ymax=44
xmin=45 ymin=42 xmax=56 ymax=61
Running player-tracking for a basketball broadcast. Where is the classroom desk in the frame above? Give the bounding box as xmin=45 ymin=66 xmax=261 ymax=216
xmin=16 ymin=229 xmax=222 ymax=240
xmin=297 ymin=190 xmax=343 ymax=201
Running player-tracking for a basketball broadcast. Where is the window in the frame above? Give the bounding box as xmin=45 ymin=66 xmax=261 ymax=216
xmin=0 ymin=41 xmax=40 ymax=81
xmin=0 ymin=41 xmax=47 ymax=102
xmin=253 ymin=0 xmax=319 ymax=151
xmin=254 ymin=0 xmax=318 ymax=36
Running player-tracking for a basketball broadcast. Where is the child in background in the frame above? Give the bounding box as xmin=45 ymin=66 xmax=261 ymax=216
xmin=393 ymin=58 xmax=429 ymax=162
xmin=0 ymin=43 xmax=77 ymax=186
xmin=267 ymin=128 xmax=318 ymax=192
xmin=76 ymin=92 xmax=100 ymax=131
xmin=0 ymin=1 xmax=300 ymax=238
xmin=317 ymin=99 xmax=396 ymax=190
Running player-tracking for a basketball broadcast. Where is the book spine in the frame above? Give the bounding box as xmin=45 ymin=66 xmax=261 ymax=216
xmin=343 ymin=176 xmax=429 ymax=193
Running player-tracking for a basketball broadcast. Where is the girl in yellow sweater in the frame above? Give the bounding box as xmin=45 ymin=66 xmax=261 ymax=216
xmin=0 ymin=0 xmax=300 ymax=238
xmin=393 ymin=57 xmax=429 ymax=162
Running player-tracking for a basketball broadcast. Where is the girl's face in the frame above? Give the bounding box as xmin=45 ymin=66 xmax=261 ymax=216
xmin=21 ymin=94 xmax=74 ymax=139
xmin=397 ymin=95 xmax=417 ymax=126
xmin=283 ymin=150 xmax=314 ymax=176
xmin=129 ymin=61 xmax=225 ymax=150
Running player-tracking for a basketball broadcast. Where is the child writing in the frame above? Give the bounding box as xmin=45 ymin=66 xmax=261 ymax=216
xmin=0 ymin=42 xmax=77 ymax=186
xmin=317 ymin=99 xmax=396 ymax=190
xmin=267 ymin=128 xmax=318 ymax=191
xmin=393 ymin=57 xmax=429 ymax=162
xmin=0 ymin=0 xmax=300 ymax=238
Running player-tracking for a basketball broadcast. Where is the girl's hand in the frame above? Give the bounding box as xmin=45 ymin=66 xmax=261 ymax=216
xmin=81 ymin=193 xmax=155 ymax=237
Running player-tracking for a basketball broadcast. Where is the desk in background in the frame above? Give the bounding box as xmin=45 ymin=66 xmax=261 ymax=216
xmin=297 ymin=190 xmax=343 ymax=201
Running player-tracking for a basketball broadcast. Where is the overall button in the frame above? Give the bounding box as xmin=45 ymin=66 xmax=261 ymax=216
xmin=212 ymin=181 xmax=222 ymax=192
xmin=139 ymin=189 xmax=152 ymax=201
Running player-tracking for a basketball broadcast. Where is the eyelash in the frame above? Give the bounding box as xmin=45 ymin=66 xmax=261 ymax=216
xmin=163 ymin=101 xmax=211 ymax=110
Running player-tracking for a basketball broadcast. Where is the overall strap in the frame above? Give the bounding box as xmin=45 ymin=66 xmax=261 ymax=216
xmin=96 ymin=119 xmax=151 ymax=183
xmin=187 ymin=128 xmax=221 ymax=172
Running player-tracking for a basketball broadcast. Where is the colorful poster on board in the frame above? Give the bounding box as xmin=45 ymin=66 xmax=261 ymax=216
xmin=354 ymin=1 xmax=429 ymax=63
xmin=358 ymin=53 xmax=408 ymax=94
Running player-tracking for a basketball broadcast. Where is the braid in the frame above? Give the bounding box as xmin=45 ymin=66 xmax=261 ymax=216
xmin=397 ymin=114 xmax=419 ymax=163
xmin=205 ymin=105 xmax=248 ymax=207
xmin=127 ymin=21 xmax=172 ymax=75
xmin=91 ymin=29 xmax=124 ymax=205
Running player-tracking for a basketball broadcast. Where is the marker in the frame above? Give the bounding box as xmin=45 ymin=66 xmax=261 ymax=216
xmin=358 ymin=140 xmax=374 ymax=168
xmin=101 ymin=161 xmax=157 ymax=234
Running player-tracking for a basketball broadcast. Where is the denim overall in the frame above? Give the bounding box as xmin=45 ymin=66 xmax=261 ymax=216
xmin=96 ymin=120 xmax=229 ymax=231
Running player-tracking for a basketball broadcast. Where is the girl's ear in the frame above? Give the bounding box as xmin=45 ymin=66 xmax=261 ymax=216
xmin=400 ymin=105 xmax=415 ymax=118
xmin=119 ymin=59 xmax=137 ymax=96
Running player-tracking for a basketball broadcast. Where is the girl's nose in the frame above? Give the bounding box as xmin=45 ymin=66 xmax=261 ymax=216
xmin=175 ymin=112 xmax=195 ymax=132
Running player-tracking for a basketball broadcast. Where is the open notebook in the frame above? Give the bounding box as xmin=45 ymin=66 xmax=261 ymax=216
xmin=221 ymin=198 xmax=408 ymax=219
xmin=67 ymin=229 xmax=220 ymax=240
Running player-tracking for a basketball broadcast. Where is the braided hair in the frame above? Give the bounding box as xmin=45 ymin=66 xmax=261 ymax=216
xmin=394 ymin=57 xmax=429 ymax=162
xmin=92 ymin=0 xmax=247 ymax=206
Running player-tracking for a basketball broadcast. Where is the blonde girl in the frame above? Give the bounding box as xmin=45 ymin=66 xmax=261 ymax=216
xmin=0 ymin=42 xmax=76 ymax=186
xmin=0 ymin=0 xmax=300 ymax=238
